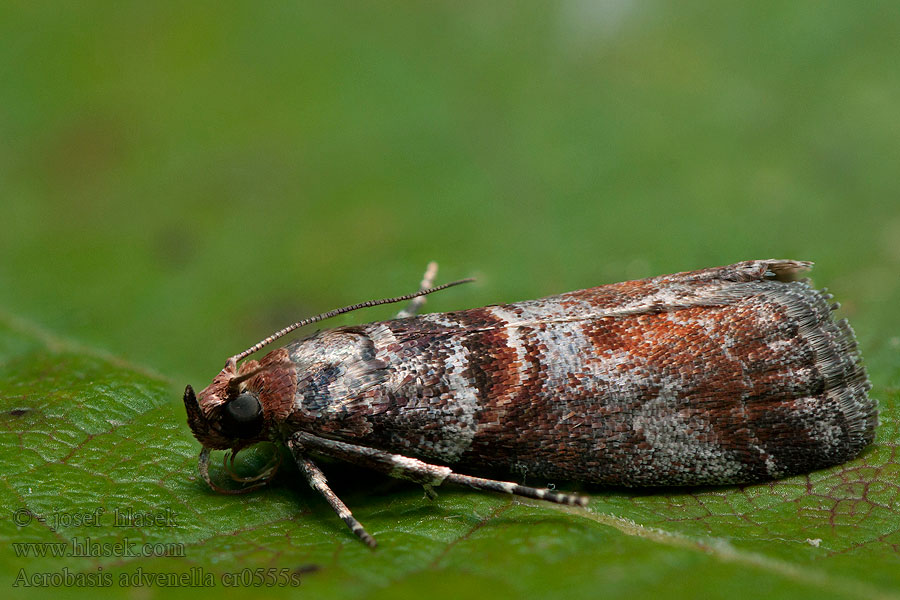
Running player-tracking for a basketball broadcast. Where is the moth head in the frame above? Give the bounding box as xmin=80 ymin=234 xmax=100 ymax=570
xmin=184 ymin=354 xmax=296 ymax=494
xmin=218 ymin=390 xmax=265 ymax=438
xmin=183 ymin=383 xmax=265 ymax=451
xmin=183 ymin=357 xmax=288 ymax=450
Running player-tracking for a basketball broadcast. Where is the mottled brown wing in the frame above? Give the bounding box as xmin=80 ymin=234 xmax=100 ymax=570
xmin=290 ymin=260 xmax=875 ymax=486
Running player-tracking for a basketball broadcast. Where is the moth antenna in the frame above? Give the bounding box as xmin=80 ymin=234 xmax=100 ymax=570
xmin=232 ymin=277 xmax=475 ymax=362
xmin=225 ymin=360 xmax=295 ymax=397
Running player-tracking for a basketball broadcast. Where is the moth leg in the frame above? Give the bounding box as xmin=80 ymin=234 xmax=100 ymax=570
xmin=286 ymin=438 xmax=377 ymax=548
xmin=290 ymin=431 xmax=588 ymax=507
xmin=443 ymin=471 xmax=588 ymax=506
xmin=421 ymin=484 xmax=438 ymax=501
xmin=395 ymin=261 xmax=439 ymax=318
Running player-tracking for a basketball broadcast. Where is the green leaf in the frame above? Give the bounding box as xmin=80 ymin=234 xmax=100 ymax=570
xmin=1 ymin=306 xmax=898 ymax=600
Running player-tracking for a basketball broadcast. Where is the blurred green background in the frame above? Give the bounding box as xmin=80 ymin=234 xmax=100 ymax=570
xmin=2 ymin=2 xmax=900 ymax=599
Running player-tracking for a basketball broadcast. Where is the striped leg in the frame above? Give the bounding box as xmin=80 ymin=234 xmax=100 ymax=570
xmin=287 ymin=438 xmax=377 ymax=548
xmin=290 ymin=431 xmax=589 ymax=507
xmin=444 ymin=472 xmax=587 ymax=505
xmin=395 ymin=261 xmax=439 ymax=318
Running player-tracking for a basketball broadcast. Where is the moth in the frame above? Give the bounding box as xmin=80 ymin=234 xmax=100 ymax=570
xmin=184 ymin=260 xmax=876 ymax=547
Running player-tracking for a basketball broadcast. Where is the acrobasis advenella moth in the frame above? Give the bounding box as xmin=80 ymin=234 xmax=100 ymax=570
xmin=184 ymin=260 xmax=876 ymax=547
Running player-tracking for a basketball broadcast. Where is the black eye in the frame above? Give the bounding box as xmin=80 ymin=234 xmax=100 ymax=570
xmin=220 ymin=392 xmax=264 ymax=438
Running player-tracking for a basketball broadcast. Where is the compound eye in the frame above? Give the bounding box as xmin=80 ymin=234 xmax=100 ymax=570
xmin=220 ymin=392 xmax=264 ymax=438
